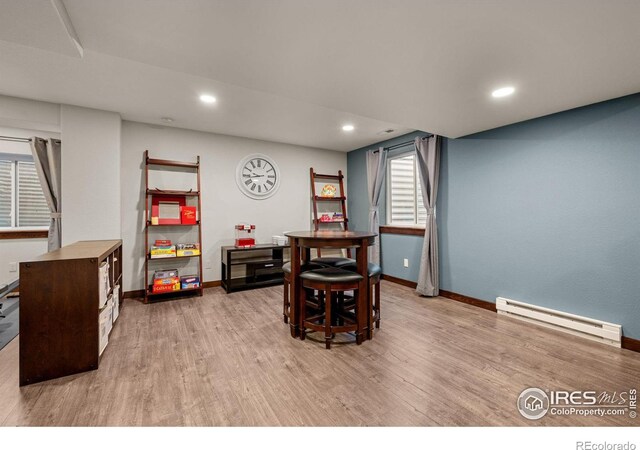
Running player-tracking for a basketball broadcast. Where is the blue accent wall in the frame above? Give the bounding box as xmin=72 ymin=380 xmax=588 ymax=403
xmin=347 ymin=93 xmax=640 ymax=339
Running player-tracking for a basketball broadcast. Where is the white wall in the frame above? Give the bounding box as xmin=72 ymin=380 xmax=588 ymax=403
xmin=1 ymin=239 xmax=48 ymax=286
xmin=0 ymin=95 xmax=60 ymax=133
xmin=0 ymin=124 xmax=60 ymax=285
xmin=61 ymin=105 xmax=121 ymax=244
xmin=121 ymin=121 xmax=347 ymax=291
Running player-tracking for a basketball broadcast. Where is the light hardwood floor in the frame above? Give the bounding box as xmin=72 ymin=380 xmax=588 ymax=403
xmin=1 ymin=281 xmax=639 ymax=426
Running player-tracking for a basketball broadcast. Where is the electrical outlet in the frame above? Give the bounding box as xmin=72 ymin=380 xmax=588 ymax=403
xmin=403 ymin=258 xmax=409 ymax=268
xmin=204 ymin=260 xmax=212 ymax=270
xmin=9 ymin=262 xmax=17 ymax=272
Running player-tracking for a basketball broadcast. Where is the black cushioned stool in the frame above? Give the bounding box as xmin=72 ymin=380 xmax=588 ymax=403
xmin=282 ymin=261 xmax=326 ymax=324
xmin=335 ymin=261 xmax=382 ymax=331
xmin=299 ymin=267 xmax=364 ymax=349
xmin=310 ymin=256 xmax=355 ymax=267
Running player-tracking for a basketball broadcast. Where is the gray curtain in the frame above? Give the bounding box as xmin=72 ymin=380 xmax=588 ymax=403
xmin=415 ymin=135 xmax=441 ymax=296
xmin=30 ymin=137 xmax=62 ymax=251
xmin=366 ymin=147 xmax=387 ymax=265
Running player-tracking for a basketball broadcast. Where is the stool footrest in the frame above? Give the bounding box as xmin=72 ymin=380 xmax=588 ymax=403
xmin=304 ymin=322 xmax=327 ymax=333
xmin=330 ymin=324 xmax=358 ymax=333
xmin=305 ymin=313 xmax=325 ymax=323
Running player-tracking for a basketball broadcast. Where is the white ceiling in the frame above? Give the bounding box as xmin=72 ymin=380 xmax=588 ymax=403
xmin=1 ymin=0 xmax=639 ymax=151
xmin=0 ymin=0 xmax=81 ymax=57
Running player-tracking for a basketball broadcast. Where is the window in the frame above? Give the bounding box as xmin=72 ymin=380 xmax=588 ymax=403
xmin=387 ymin=153 xmax=427 ymax=226
xmin=0 ymin=154 xmax=49 ymax=230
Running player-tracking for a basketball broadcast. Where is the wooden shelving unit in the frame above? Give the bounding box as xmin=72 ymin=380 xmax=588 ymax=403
xmin=310 ymin=168 xmax=350 ymax=257
xmin=147 ymin=254 xmax=202 ymax=261
xmin=146 ymin=189 xmax=200 ymax=197
xmin=144 ymin=150 xmax=204 ymax=303
xmin=19 ymin=240 xmax=122 ymax=386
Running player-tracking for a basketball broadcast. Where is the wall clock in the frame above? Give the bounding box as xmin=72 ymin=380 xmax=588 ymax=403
xmin=235 ymin=153 xmax=281 ymax=200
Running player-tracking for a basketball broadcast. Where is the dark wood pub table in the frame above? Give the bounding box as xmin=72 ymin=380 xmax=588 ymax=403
xmin=284 ymin=230 xmax=377 ymax=344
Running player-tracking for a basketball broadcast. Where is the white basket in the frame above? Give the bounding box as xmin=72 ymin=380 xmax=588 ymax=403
xmin=112 ymin=286 xmax=120 ymax=323
xmin=99 ymin=299 xmax=113 ymax=356
xmin=98 ymin=261 xmax=110 ymax=308
xmin=272 ymin=235 xmax=289 ymax=246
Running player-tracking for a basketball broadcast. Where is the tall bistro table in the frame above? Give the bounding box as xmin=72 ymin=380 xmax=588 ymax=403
xmin=284 ymin=230 xmax=377 ymax=344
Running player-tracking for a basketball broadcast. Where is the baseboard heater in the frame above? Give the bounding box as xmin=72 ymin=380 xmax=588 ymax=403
xmin=496 ymin=297 xmax=622 ymax=347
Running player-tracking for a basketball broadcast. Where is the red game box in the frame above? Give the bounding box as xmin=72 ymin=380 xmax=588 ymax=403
xmin=181 ymin=206 xmax=197 ymax=224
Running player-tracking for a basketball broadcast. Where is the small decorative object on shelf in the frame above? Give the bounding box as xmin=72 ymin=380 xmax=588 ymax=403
xmin=176 ymin=243 xmax=200 ymax=257
xmin=180 ymin=205 xmax=197 ymax=224
xmin=235 ymin=223 xmax=256 ymax=248
xmin=320 ymin=184 xmax=337 ymax=197
xmin=180 ymin=275 xmax=201 ymax=289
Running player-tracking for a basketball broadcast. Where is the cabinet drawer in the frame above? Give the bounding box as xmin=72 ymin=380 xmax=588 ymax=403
xmin=246 ymin=260 xmax=283 ymax=271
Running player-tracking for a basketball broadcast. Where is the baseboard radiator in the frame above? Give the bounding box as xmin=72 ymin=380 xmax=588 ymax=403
xmin=496 ymin=297 xmax=622 ymax=347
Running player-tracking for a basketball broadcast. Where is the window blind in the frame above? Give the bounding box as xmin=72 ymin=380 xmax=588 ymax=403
xmin=416 ymin=177 xmax=427 ymax=225
xmin=388 ymin=154 xmax=427 ymax=226
xmin=0 ymin=160 xmax=11 ymax=227
xmin=17 ymin=161 xmax=49 ymax=227
xmin=389 ymin=155 xmax=416 ymax=224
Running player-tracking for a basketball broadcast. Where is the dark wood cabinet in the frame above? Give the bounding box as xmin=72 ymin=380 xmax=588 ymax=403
xmin=221 ymin=244 xmax=288 ymax=293
xmin=19 ymin=240 xmax=122 ymax=386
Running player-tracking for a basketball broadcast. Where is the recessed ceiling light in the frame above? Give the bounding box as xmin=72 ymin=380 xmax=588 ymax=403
xmin=199 ymin=94 xmax=217 ymax=104
xmin=342 ymin=124 xmax=355 ymax=132
xmin=161 ymin=117 xmax=174 ymax=123
xmin=491 ymin=86 xmax=515 ymax=98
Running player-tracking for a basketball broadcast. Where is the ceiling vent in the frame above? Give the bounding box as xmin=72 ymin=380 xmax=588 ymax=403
xmin=377 ymin=129 xmax=396 ymax=135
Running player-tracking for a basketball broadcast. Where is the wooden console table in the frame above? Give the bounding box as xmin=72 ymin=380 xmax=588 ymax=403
xmin=221 ymin=244 xmax=289 ymax=293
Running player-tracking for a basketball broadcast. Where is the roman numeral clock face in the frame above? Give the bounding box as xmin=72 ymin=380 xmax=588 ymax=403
xmin=235 ymin=154 xmax=281 ymax=200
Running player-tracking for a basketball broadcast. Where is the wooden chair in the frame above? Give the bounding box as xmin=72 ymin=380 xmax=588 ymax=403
xmin=299 ymin=267 xmax=364 ymax=349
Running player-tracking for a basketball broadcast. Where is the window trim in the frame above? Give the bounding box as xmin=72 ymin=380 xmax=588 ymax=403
xmin=379 ymin=225 xmax=424 ymax=236
xmin=0 ymin=229 xmax=48 ymax=240
xmin=385 ymin=150 xmax=427 ymax=227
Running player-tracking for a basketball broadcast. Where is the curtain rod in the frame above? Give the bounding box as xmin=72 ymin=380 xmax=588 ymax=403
xmin=0 ymin=135 xmax=32 ymax=143
xmin=373 ymin=134 xmax=434 ymax=153
xmin=0 ymin=136 xmax=61 ymax=143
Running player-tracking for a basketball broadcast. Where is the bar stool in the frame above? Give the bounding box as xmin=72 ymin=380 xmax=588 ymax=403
xmin=309 ymin=257 xmax=357 ymax=316
xmin=299 ymin=267 xmax=364 ymax=349
xmin=336 ymin=261 xmax=382 ymax=330
xmin=282 ymin=261 xmax=326 ymax=324
xmin=310 ymin=256 xmax=355 ymax=267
